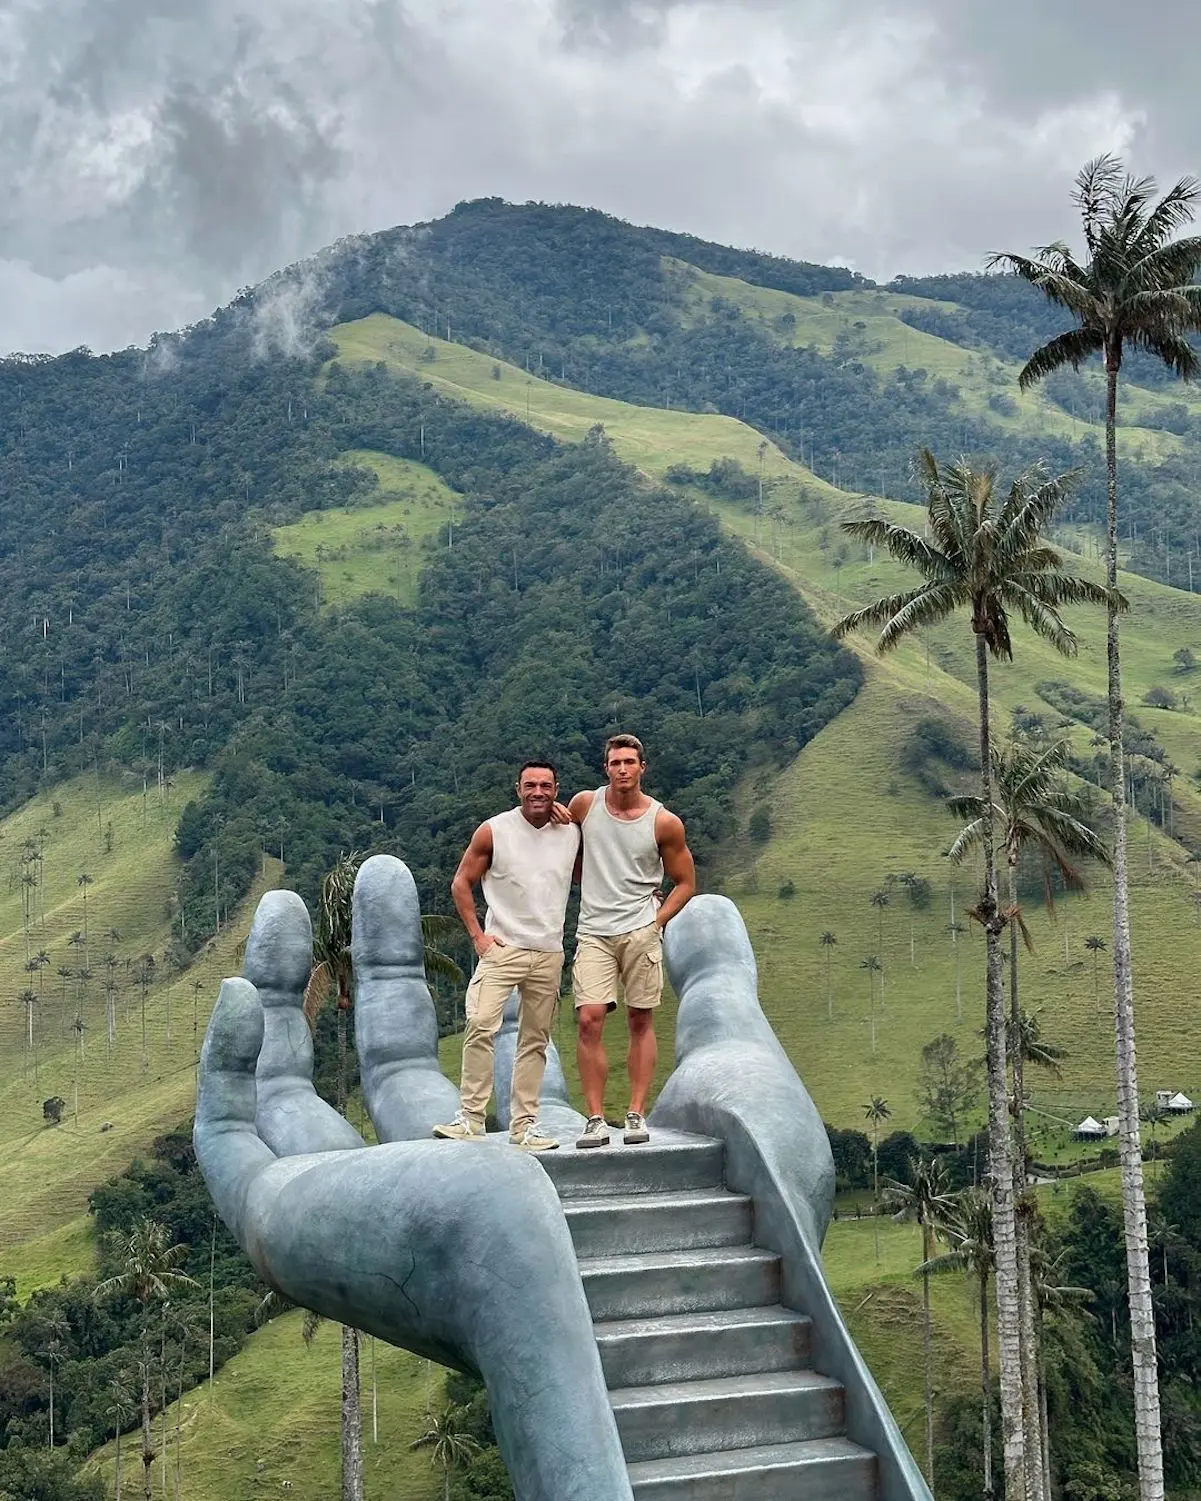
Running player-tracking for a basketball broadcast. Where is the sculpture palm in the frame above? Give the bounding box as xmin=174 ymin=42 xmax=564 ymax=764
xmin=834 ymin=452 xmax=1117 ymax=1501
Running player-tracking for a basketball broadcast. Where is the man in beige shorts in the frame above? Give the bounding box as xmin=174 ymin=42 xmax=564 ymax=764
xmin=433 ymin=759 xmax=580 ymax=1151
xmin=570 ymin=734 xmax=696 ymax=1149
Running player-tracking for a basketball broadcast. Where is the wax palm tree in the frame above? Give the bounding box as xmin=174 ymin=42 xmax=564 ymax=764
xmin=859 ymin=955 xmax=882 ymax=1053
xmin=105 ymin=1373 xmax=136 ymax=1501
xmin=870 ymin=890 xmax=890 ymax=1007
xmin=992 ymin=160 xmax=1201 ymax=1501
xmin=834 ymin=451 xmax=1117 ymax=1501
xmin=884 ymin=1155 xmax=956 ymax=1485
xmin=920 ymin=1187 xmax=995 ymax=1501
xmin=1139 ymin=1100 xmax=1168 ymax=1174
xmin=1031 ymin=1243 xmax=1094 ymax=1501
xmin=820 ymin=930 xmax=838 ymax=1019
xmin=1084 ymin=935 xmax=1107 ymax=1014
xmin=301 ymin=852 xmax=365 ymax=1501
xmin=410 ymin=1404 xmax=482 ymax=1501
xmin=948 ymin=733 xmax=1109 ymax=1500
xmin=863 ymin=1095 xmax=891 ymax=1263
xmin=95 ymin=1219 xmax=197 ymax=1501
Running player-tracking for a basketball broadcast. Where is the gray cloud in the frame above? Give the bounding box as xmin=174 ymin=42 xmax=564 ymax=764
xmin=3 ymin=0 xmax=1200 ymax=356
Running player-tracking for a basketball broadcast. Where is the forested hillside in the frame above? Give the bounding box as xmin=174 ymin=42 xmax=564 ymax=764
xmin=8 ymin=197 xmax=1201 ymax=1500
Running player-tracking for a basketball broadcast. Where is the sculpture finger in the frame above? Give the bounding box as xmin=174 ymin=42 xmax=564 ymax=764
xmin=244 ymin=889 xmax=364 ymax=1155
xmin=493 ymin=990 xmax=586 ymax=1137
xmin=655 ymin=894 xmax=833 ymax=1249
xmin=352 ymin=854 xmax=459 ymax=1140
xmin=194 ymin=978 xmax=279 ymax=1247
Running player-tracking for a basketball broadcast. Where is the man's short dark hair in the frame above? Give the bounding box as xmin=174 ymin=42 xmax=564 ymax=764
xmin=603 ymin=734 xmax=646 ymax=766
xmin=517 ymin=758 xmax=558 ymax=784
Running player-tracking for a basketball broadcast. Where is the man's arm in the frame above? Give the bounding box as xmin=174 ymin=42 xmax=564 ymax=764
xmin=655 ymin=810 xmax=696 ymax=929
xmin=450 ymin=823 xmax=502 ymax=959
xmin=567 ymin=791 xmax=594 ymax=885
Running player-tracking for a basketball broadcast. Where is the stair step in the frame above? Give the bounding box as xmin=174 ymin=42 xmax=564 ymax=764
xmin=537 ymin=1130 xmax=724 ymax=1199
xmin=627 ymin=1435 xmax=877 ymax=1500
xmin=594 ymin=1305 xmax=811 ymax=1387
xmin=579 ymin=1246 xmax=781 ymax=1321
xmin=564 ymin=1189 xmax=752 ymax=1257
xmin=610 ymin=1370 xmax=845 ymax=1463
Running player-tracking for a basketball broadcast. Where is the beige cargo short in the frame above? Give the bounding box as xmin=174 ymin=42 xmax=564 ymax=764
xmin=572 ymin=922 xmax=663 ymax=1012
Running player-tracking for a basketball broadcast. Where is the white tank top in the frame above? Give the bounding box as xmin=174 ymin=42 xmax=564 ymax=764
xmin=578 ymin=788 xmax=664 ymax=937
xmin=481 ymin=807 xmax=580 ymax=952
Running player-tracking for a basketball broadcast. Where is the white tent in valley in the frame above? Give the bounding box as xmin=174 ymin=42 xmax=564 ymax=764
xmin=1074 ymin=1116 xmax=1106 ymax=1139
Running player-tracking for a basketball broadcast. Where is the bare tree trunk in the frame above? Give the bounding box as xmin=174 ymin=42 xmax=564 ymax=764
xmin=115 ymin=1423 xmax=123 ymax=1501
xmin=341 ymin=1325 xmax=364 ymax=1501
xmin=923 ymin=1233 xmax=934 ymax=1484
xmin=980 ymin=1270 xmax=993 ymax=1501
xmin=1105 ymin=358 xmax=1164 ymax=1501
xmin=1009 ymin=864 xmax=1045 ymax=1501
xmin=975 ymin=631 xmax=1025 ymax=1501
xmin=1037 ymin=1312 xmax=1052 ymax=1501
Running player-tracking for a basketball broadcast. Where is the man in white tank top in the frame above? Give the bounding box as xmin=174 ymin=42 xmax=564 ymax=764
xmin=570 ymin=734 xmax=696 ymax=1149
xmin=433 ymin=759 xmax=580 ymax=1151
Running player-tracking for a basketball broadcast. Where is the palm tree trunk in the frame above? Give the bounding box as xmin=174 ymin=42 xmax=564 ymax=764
xmin=141 ymin=1359 xmax=154 ymax=1501
xmin=1037 ymin=1309 xmax=1052 ymax=1501
xmin=342 ymin=1325 xmax=364 ymax=1501
xmin=922 ymin=1228 xmax=934 ymax=1484
xmin=975 ymin=630 xmax=1025 ymax=1501
xmin=1009 ymin=865 xmax=1045 ymax=1501
xmin=1105 ymin=358 xmax=1164 ymax=1501
xmin=980 ymin=1269 xmax=993 ymax=1501
xmin=115 ymin=1423 xmax=123 ymax=1501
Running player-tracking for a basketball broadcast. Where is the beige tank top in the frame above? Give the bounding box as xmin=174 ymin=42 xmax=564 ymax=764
xmin=481 ymin=807 xmax=579 ymax=952
xmin=578 ymin=788 xmax=663 ymax=937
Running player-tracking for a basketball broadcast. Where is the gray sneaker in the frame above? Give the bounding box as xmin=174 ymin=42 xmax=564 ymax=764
xmin=624 ymin=1111 xmax=650 ymax=1145
xmin=576 ymin=1115 xmax=611 ymax=1149
xmin=432 ymin=1111 xmax=485 ymax=1141
xmin=510 ymin=1123 xmax=560 ymax=1152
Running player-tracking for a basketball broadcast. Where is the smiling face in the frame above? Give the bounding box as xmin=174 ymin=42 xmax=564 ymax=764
xmin=604 ymin=743 xmax=645 ymax=795
xmin=516 ymin=764 xmax=558 ymax=824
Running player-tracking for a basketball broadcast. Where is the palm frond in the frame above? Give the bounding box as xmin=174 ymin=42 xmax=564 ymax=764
xmin=1128 ymin=328 xmax=1200 ymax=380
xmin=945 ymin=817 xmax=987 ymax=865
xmin=1017 ymin=328 xmax=1105 ymax=389
xmin=1129 ymin=179 xmax=1201 ymax=256
xmin=841 ymin=518 xmax=953 ymax=580
xmin=302 ymin=960 xmax=333 ymax=1031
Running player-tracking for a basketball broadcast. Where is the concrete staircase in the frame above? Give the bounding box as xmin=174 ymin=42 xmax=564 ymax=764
xmin=538 ymin=1127 xmax=879 ymax=1501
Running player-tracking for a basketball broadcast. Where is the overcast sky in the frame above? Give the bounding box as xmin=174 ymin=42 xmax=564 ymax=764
xmin=4 ymin=0 xmax=1200 ymax=356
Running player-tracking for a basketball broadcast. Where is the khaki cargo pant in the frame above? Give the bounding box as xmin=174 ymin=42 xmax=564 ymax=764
xmin=459 ymin=945 xmax=563 ymax=1135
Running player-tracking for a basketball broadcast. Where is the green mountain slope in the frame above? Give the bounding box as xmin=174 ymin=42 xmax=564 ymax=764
xmin=327 ymin=311 xmax=1201 ymax=1138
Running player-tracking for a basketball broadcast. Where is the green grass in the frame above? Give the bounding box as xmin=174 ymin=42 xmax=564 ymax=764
xmin=85 ymin=1315 xmax=444 ymax=1501
xmin=273 ymin=454 xmax=462 ymax=608
xmin=0 ymin=772 xmax=289 ymax=1264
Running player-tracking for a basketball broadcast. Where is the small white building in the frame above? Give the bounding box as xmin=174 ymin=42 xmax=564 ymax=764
xmin=1074 ymin=1116 xmax=1106 ymax=1139
xmin=1103 ymin=1116 xmax=1120 ymax=1137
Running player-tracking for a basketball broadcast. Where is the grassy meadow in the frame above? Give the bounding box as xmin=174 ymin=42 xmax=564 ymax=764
xmin=0 ymin=772 xmax=286 ymax=1270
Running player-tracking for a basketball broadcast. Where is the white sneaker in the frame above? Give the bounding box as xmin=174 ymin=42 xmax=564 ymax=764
xmin=576 ymin=1115 xmax=611 ymax=1149
xmin=432 ymin=1110 xmax=485 ymax=1141
xmin=510 ymin=1123 xmax=560 ymax=1152
xmin=624 ymin=1111 xmax=650 ymax=1145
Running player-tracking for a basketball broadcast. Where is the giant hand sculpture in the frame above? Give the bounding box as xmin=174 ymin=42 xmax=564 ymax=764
xmin=194 ymin=855 xmax=632 ymax=1501
xmin=197 ymin=857 xmax=926 ymax=1501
